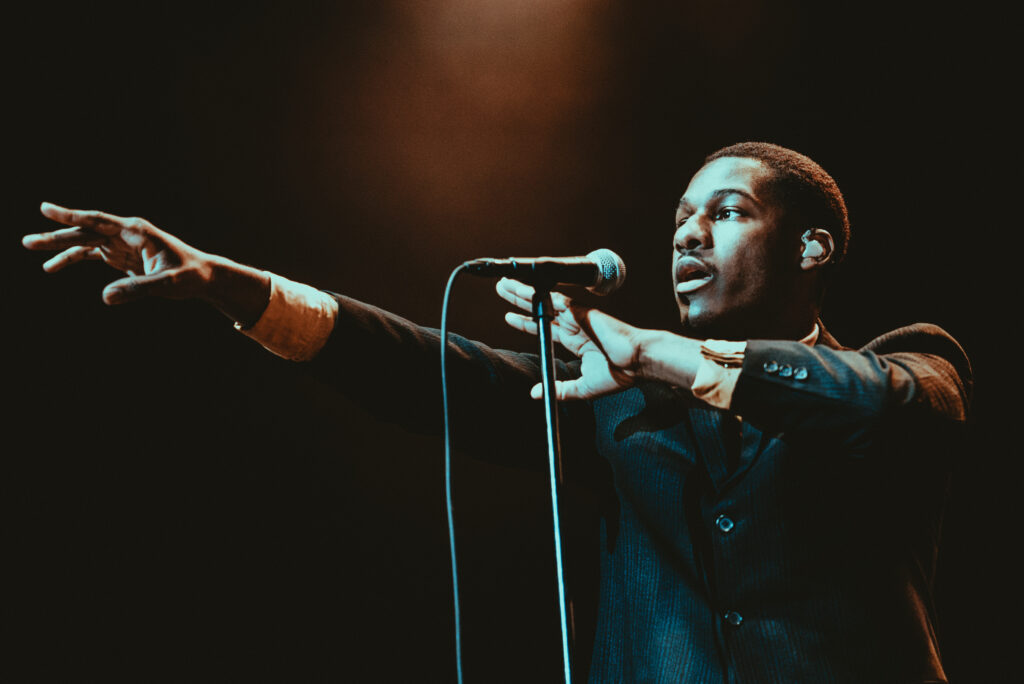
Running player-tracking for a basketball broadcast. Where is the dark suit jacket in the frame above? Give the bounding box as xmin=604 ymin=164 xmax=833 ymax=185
xmin=310 ymin=294 xmax=972 ymax=684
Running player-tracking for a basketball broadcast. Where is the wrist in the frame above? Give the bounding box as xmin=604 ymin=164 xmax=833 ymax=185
xmin=203 ymin=254 xmax=272 ymax=327
xmin=634 ymin=329 xmax=704 ymax=387
xmin=631 ymin=328 xmax=659 ymax=379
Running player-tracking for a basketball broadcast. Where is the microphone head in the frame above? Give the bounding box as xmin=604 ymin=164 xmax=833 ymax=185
xmin=586 ymin=248 xmax=627 ymax=295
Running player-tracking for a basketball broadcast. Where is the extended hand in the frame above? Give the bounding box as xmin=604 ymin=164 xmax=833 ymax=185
xmin=496 ymin=278 xmax=643 ymax=400
xmin=23 ymin=202 xmax=215 ymax=305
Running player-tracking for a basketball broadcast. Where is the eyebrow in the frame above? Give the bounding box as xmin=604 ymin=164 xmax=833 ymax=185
xmin=678 ymin=188 xmax=760 ymax=210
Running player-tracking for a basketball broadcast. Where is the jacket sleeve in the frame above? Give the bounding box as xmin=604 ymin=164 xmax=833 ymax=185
xmin=729 ymin=323 xmax=971 ymax=453
xmin=304 ymin=293 xmax=590 ymax=469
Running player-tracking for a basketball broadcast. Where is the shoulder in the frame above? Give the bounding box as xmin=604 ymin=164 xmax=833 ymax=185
xmin=860 ymin=322 xmax=968 ymax=361
xmin=849 ymin=323 xmax=973 ymax=420
xmin=860 ymin=323 xmax=973 ymax=394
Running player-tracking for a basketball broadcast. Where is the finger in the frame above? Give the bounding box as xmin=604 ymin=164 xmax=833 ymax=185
xmin=504 ymin=312 xmax=539 ymax=335
xmin=550 ymin=290 xmax=573 ymax=310
xmin=496 ymin=277 xmax=573 ymax=312
xmin=42 ymin=246 xmax=102 ymax=272
xmin=506 ymin=312 xmax=587 ymax=363
xmin=529 ymin=380 xmax=587 ymax=401
xmin=506 ymin=310 xmax=577 ymax=341
xmin=23 ymin=226 xmax=107 ymax=251
xmin=103 ymin=272 xmax=179 ymax=305
xmin=495 ymin=278 xmax=535 ymax=312
xmin=39 ymin=201 xmax=127 ymax=235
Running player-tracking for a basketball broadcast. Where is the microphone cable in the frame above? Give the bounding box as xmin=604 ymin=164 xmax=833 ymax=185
xmin=440 ymin=263 xmax=468 ymax=684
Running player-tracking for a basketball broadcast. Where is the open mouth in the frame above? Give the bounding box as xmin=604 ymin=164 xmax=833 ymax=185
xmin=675 ymin=257 xmax=713 ymax=294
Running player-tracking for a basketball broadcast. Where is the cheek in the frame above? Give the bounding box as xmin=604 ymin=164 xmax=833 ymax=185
xmin=717 ymin=239 xmax=780 ymax=300
xmin=720 ymin=242 xmax=761 ymax=284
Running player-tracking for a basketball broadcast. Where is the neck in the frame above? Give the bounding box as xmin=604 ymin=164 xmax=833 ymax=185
xmin=682 ymin=307 xmax=819 ymax=342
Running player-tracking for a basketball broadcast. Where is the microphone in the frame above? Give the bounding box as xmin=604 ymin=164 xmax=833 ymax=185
xmin=463 ymin=248 xmax=626 ymax=295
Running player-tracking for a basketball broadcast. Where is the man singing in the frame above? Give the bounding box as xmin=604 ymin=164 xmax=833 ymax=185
xmin=23 ymin=142 xmax=971 ymax=683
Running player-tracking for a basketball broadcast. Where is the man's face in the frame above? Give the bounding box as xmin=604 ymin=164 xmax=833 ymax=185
xmin=673 ymin=156 xmax=804 ymax=339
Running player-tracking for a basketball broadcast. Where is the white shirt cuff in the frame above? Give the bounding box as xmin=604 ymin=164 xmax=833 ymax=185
xmin=691 ymin=339 xmax=747 ymax=410
xmin=234 ymin=272 xmax=338 ymax=361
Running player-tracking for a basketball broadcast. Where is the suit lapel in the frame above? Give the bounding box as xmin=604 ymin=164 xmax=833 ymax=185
xmin=689 ymin=408 xmax=731 ymax=492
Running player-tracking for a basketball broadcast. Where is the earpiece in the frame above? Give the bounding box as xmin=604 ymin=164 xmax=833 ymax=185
xmin=801 ymin=229 xmax=830 ymax=261
xmin=802 ymin=238 xmax=825 ymax=259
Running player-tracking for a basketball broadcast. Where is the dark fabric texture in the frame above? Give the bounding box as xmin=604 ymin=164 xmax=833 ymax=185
xmin=310 ymin=294 xmax=972 ymax=684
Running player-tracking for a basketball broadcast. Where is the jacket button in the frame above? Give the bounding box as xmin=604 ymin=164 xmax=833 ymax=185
xmin=723 ymin=610 xmax=743 ymax=627
xmin=778 ymin=364 xmax=793 ymax=378
xmin=715 ymin=514 xmax=735 ymax=534
xmin=793 ymin=367 xmax=808 ymax=380
xmin=763 ymin=360 xmax=779 ymax=374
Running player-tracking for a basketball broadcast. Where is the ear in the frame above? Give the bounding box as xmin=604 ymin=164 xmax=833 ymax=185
xmin=799 ymin=229 xmax=834 ymax=271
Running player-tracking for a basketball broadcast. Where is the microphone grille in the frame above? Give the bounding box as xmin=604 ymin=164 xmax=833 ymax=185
xmin=586 ymin=248 xmax=627 ymax=295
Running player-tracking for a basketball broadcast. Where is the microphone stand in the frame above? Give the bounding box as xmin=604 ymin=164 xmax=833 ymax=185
xmin=532 ymin=283 xmax=573 ymax=684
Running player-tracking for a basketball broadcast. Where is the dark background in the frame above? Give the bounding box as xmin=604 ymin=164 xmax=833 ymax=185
xmin=8 ymin=1 xmax=1018 ymax=681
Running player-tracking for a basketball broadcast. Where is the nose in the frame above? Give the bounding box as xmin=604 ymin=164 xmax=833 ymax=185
xmin=673 ymin=215 xmax=710 ymax=253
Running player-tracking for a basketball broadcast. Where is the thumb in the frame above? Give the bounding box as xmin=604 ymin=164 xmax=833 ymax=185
xmin=103 ymin=272 xmax=179 ymax=305
xmin=530 ymin=380 xmax=583 ymax=401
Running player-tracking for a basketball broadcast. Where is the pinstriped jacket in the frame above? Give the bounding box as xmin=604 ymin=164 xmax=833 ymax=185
xmin=313 ymin=295 xmax=972 ymax=684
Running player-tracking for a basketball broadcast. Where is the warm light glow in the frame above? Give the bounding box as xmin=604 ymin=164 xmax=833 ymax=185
xmin=300 ymin=0 xmax=613 ymax=258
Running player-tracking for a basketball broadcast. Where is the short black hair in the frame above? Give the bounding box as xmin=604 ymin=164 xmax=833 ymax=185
xmin=705 ymin=142 xmax=850 ymax=265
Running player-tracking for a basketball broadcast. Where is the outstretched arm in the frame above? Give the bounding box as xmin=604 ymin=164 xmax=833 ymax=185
xmin=22 ymin=204 xmax=591 ymax=464
xmin=497 ymin=278 xmax=971 ymax=456
xmin=23 ymin=202 xmax=272 ymax=327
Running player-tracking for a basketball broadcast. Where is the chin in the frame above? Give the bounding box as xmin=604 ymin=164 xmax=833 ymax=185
xmin=677 ymin=301 xmax=715 ymax=338
xmin=678 ymin=300 xmax=740 ymax=340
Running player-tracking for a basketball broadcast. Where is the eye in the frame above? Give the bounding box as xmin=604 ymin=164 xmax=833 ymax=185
xmin=713 ymin=207 xmax=743 ymax=220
